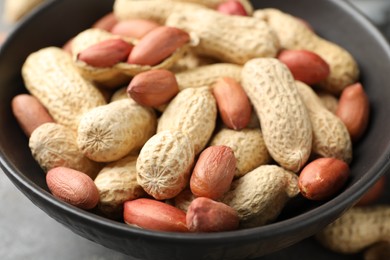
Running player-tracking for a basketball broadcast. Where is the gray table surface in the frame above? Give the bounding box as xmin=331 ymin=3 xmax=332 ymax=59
xmin=1 ymin=1 xmax=390 ymax=260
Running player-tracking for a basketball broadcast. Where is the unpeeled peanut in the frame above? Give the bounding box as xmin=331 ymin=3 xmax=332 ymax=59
xmin=241 ymin=58 xmax=312 ymax=172
xmin=46 ymin=166 xmax=100 ymax=210
xmin=186 ymin=197 xmax=239 ymax=232
xmin=336 ymin=82 xmax=370 ymax=142
xmin=316 ymin=206 xmax=390 ymax=254
xmin=299 ymin=158 xmax=350 ymax=201
xmin=137 ymin=130 xmax=195 ymax=200
xmin=190 ymin=145 xmax=236 ymax=200
xmin=212 ymin=77 xmax=252 ymax=130
xmin=77 ymin=99 xmax=156 ymax=162
xmin=123 ymin=198 xmax=188 ymax=232
xmin=11 ymin=94 xmax=54 ymax=137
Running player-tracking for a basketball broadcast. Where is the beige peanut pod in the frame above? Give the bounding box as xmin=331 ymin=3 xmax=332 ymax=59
xmin=114 ymin=0 xmax=206 ymax=24
xmin=166 ymin=8 xmax=280 ymax=65
xmin=175 ymin=63 xmax=242 ymax=90
xmin=316 ymin=206 xmax=390 ymax=254
xmin=296 ymin=81 xmax=352 ymax=163
xmin=168 ymin=0 xmax=253 ymax=15
xmin=4 ymin=0 xmax=44 ymax=23
xmin=241 ymin=58 xmax=312 ymax=172
xmin=210 ymin=128 xmax=271 ymax=178
xmin=137 ymin=130 xmax=195 ymax=200
xmin=157 ymin=87 xmax=217 ymax=155
xmin=77 ymin=99 xmax=156 ymax=162
xmin=254 ymin=8 xmax=359 ymax=94
xmin=22 ymin=47 xmax=106 ymax=131
xmin=316 ymin=90 xmax=339 ymax=114
xmin=170 ymin=50 xmax=218 ymax=73
xmin=29 ymin=123 xmax=102 ymax=178
xmin=222 ymin=165 xmax=299 ymax=228
xmin=71 ymin=28 xmax=191 ymax=87
xmin=94 ymin=155 xmax=145 ymax=219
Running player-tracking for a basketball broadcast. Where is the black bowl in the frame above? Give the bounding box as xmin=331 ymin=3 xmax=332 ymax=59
xmin=1 ymin=0 xmax=390 ymax=259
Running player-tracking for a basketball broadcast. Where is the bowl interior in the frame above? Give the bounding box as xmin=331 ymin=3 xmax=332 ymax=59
xmin=1 ymin=0 xmax=390 ymax=259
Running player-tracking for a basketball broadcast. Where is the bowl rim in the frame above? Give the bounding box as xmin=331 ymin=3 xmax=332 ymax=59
xmin=1 ymin=0 xmax=390 ymax=245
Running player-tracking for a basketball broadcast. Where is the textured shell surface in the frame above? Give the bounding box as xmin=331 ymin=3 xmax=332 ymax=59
xmin=166 ymin=8 xmax=279 ymax=64
xmin=254 ymin=8 xmax=359 ymax=94
xmin=21 ymin=47 xmax=106 ymax=131
xmin=316 ymin=206 xmax=390 ymax=254
xmin=157 ymin=86 xmax=217 ymax=155
xmin=29 ymin=122 xmax=102 ymax=178
xmin=222 ymin=165 xmax=299 ymax=228
xmin=210 ymin=128 xmax=271 ymax=177
xmin=296 ymin=81 xmax=352 ymax=163
xmin=175 ymin=63 xmax=242 ymax=90
xmin=241 ymin=58 xmax=312 ymax=172
xmin=137 ymin=130 xmax=195 ymax=200
xmin=77 ymin=99 xmax=156 ymax=162
xmin=94 ymin=155 xmax=145 ymax=218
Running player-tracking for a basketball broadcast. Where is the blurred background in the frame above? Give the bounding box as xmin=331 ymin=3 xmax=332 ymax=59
xmin=0 ymin=0 xmax=390 ymax=260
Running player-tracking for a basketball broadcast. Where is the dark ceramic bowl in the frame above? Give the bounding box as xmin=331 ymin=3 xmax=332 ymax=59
xmin=1 ymin=0 xmax=390 ymax=259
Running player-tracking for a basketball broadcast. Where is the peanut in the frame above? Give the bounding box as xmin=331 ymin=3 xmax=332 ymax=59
xmin=212 ymin=77 xmax=252 ymax=130
xmin=110 ymin=19 xmax=160 ymax=39
xmin=356 ymin=176 xmax=386 ymax=207
xmin=4 ymin=0 xmax=44 ymax=23
xmin=77 ymin=99 xmax=156 ymax=162
xmin=210 ymin=128 xmax=271 ymax=178
xmin=94 ymin=155 xmax=146 ymax=219
xmin=77 ymin=39 xmax=134 ymax=68
xmin=254 ymin=8 xmax=359 ymax=94
xmin=72 ymin=28 xmax=190 ymax=87
xmin=316 ymin=206 xmax=390 ymax=254
xmin=295 ymin=81 xmax=352 ymax=162
xmin=137 ymin=130 xmax=195 ymax=200
xmin=316 ymin=90 xmax=339 ymax=114
xmin=46 ymin=166 xmax=99 ymax=210
xmin=166 ymin=8 xmax=280 ymax=64
xmin=11 ymin=94 xmax=55 ymax=137
xmin=123 ymin=198 xmax=188 ymax=232
xmin=190 ymin=145 xmax=236 ymax=200
xmin=186 ymin=197 xmax=239 ymax=232
xmin=127 ymin=69 xmax=179 ymax=107
xmin=222 ymin=165 xmax=299 ymax=228
xmin=217 ymin=0 xmax=248 ymax=16
xmin=277 ymin=49 xmax=330 ymax=85
xmin=157 ymin=87 xmax=217 ymax=155
xmin=241 ymin=58 xmax=312 ymax=172
xmin=175 ymin=63 xmax=242 ymax=90
xmin=29 ymin=123 xmax=102 ymax=178
xmin=127 ymin=26 xmax=190 ymax=66
xmin=114 ymin=0 xmax=206 ymax=24
xmin=174 ymin=189 xmax=196 ymax=212
xmin=22 ymin=47 xmax=106 ymax=131
xmin=364 ymin=242 xmax=390 ymax=260
xmin=298 ymin=157 xmax=350 ymax=200
xmin=92 ymin=12 xmax=118 ymax=31
xmin=336 ymin=82 xmax=370 ymax=142
xmin=168 ymin=0 xmax=253 ymax=15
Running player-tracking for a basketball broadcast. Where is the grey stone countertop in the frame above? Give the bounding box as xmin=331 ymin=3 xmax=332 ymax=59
xmin=1 ymin=0 xmax=390 ymax=259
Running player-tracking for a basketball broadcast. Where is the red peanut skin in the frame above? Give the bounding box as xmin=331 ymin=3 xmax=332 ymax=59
xmin=190 ymin=145 xmax=236 ymax=200
xmin=336 ymin=83 xmax=370 ymax=142
xmin=299 ymin=158 xmax=350 ymax=201
xmin=46 ymin=167 xmax=99 ymax=210
xmin=127 ymin=26 xmax=190 ymax=66
xmin=277 ymin=49 xmax=330 ymax=85
xmin=12 ymin=94 xmax=55 ymax=137
xmin=212 ymin=77 xmax=252 ymax=130
xmin=355 ymin=176 xmax=386 ymax=206
xmin=78 ymin=39 xmax=133 ymax=68
xmin=111 ymin=19 xmax=160 ymax=39
xmin=92 ymin=12 xmax=118 ymax=31
xmin=216 ymin=1 xmax=247 ymax=16
xmin=186 ymin=197 xmax=239 ymax=232
xmin=127 ymin=69 xmax=179 ymax=107
xmin=123 ymin=198 xmax=188 ymax=232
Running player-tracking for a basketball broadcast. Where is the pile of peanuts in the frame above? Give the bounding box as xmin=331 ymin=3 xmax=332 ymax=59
xmin=12 ymin=0 xmax=389 ymax=255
